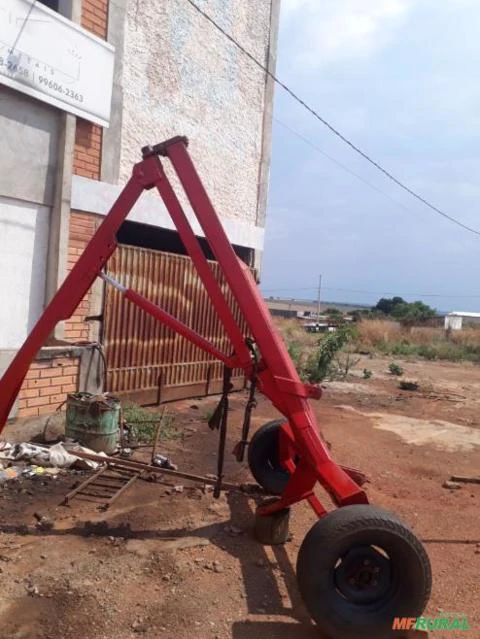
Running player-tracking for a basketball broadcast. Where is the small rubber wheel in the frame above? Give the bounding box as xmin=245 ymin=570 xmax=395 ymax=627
xmin=296 ymin=505 xmax=431 ymax=639
xmin=248 ymin=419 xmax=294 ymax=494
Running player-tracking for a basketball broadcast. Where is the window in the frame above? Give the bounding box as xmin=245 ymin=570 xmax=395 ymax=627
xmin=37 ymin=0 xmax=60 ymax=11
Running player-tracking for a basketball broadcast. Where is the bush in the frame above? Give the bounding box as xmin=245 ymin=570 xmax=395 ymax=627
xmin=391 ymin=300 xmax=436 ymax=325
xmin=287 ymin=340 xmax=303 ymax=369
xmin=388 ymin=362 xmax=404 ymax=376
xmin=305 ymin=326 xmax=356 ymax=382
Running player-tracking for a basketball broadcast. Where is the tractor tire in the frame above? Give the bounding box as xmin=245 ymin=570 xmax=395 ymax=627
xmin=296 ymin=505 xmax=431 ymax=639
xmin=248 ymin=419 xmax=293 ymax=494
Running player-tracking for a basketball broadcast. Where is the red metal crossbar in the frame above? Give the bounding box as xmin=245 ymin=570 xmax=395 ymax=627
xmin=0 ymin=137 xmax=367 ymax=516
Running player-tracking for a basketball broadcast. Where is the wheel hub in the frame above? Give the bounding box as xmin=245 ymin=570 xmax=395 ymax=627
xmin=335 ymin=546 xmax=392 ymax=604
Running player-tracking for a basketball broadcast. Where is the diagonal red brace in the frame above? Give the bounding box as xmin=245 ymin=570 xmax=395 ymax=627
xmin=100 ymin=272 xmax=238 ymax=368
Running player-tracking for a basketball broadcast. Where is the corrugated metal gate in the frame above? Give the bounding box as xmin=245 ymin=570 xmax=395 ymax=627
xmin=103 ymin=244 xmax=249 ymax=404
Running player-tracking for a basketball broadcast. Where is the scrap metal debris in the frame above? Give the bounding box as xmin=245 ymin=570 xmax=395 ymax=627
xmin=450 ymin=474 xmax=480 ymax=485
xmin=152 ymin=454 xmax=177 ymax=471
xmin=442 ymin=480 xmax=462 ymax=490
xmin=1 ymin=441 xmax=103 ymax=470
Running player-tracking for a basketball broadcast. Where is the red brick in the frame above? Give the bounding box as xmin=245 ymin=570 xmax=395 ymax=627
xmin=21 ymin=388 xmax=40 ymax=399
xmin=40 ymin=367 xmax=64 ymax=379
xmin=40 ymin=385 xmax=63 ymax=397
xmin=62 ymin=384 xmax=77 ymax=394
xmin=48 ymin=394 xmax=67 ymax=405
xmin=62 ymin=366 xmax=79 ymax=376
xmin=25 ymin=364 xmax=49 ymax=378
xmin=18 ymin=406 xmax=40 ymax=417
xmin=55 ymin=375 xmax=74 ymax=386
xmin=38 ymin=404 xmax=56 ymax=416
xmin=27 ymin=378 xmax=52 ymax=389
xmin=92 ymin=7 xmax=107 ymax=20
xmin=27 ymin=395 xmax=54 ymax=407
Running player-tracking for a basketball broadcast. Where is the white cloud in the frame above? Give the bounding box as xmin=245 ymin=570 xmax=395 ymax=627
xmin=280 ymin=0 xmax=413 ymax=68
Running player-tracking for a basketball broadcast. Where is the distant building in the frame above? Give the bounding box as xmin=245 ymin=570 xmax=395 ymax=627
xmin=265 ymin=297 xmax=370 ymax=319
xmin=444 ymin=312 xmax=480 ymax=331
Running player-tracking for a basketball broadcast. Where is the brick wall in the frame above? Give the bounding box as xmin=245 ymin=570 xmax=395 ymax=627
xmin=73 ymin=0 xmax=108 ymax=179
xmin=81 ymin=0 xmax=108 ymax=36
xmin=64 ymin=211 xmax=100 ymax=341
xmin=16 ymin=0 xmax=109 ymax=419
xmin=73 ymin=121 xmax=102 ymax=179
xmin=17 ymin=358 xmax=79 ymax=418
xmin=70 ymin=0 xmax=108 ymax=336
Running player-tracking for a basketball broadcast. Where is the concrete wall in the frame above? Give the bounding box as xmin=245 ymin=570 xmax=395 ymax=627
xmin=0 ymin=87 xmax=59 ymax=207
xmin=0 ymin=197 xmax=50 ymax=348
xmin=0 ymin=87 xmax=60 ymax=351
xmin=118 ymin=0 xmax=274 ymax=226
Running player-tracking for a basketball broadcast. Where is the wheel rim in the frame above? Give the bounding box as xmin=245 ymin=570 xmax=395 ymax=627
xmin=266 ymin=440 xmax=282 ymax=472
xmin=334 ymin=545 xmax=394 ymax=605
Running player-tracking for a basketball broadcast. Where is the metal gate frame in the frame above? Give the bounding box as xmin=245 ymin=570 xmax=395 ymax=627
xmin=103 ymin=243 xmax=250 ymax=404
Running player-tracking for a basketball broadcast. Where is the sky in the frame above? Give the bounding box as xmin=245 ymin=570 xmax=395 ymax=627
xmin=261 ymin=0 xmax=480 ymax=312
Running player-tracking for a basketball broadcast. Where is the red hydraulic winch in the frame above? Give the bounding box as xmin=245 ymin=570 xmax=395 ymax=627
xmin=0 ymin=137 xmax=431 ymax=639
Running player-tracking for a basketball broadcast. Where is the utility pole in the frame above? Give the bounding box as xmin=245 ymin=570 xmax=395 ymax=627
xmin=316 ymin=274 xmax=322 ymax=320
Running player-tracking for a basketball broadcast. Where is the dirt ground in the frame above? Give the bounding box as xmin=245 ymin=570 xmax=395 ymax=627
xmin=0 ymin=355 xmax=479 ymax=639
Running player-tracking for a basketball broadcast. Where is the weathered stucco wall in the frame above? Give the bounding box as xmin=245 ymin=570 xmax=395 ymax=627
xmin=119 ymin=0 xmax=273 ymax=225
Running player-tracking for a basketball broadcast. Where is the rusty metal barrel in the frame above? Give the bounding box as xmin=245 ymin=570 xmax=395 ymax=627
xmin=65 ymin=392 xmax=120 ymax=454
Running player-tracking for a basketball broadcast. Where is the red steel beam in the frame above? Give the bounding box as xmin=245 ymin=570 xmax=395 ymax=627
xmin=101 ymin=272 xmax=237 ymax=367
xmin=152 ymin=162 xmax=252 ymax=370
xmin=162 ymin=140 xmax=367 ymax=509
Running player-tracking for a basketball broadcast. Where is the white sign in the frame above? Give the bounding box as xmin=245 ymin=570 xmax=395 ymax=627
xmin=0 ymin=0 xmax=114 ymax=126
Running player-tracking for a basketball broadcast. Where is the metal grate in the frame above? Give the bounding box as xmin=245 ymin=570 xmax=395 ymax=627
xmin=103 ymin=244 xmax=250 ymax=403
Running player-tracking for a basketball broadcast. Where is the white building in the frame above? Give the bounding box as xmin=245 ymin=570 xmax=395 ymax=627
xmin=444 ymin=312 xmax=480 ymax=331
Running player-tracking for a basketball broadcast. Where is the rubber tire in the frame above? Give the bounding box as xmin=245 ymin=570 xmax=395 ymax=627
xmin=248 ymin=419 xmax=292 ymax=494
xmin=296 ymin=505 xmax=431 ymax=639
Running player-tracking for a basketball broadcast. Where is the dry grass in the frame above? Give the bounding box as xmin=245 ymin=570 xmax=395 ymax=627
xmin=355 ymin=319 xmax=402 ymax=348
xmin=273 ymin=317 xmax=318 ymax=370
xmin=355 ymin=319 xmax=480 ymax=361
xmin=273 ymin=317 xmax=480 ymax=364
xmin=449 ymin=326 xmax=480 ymax=347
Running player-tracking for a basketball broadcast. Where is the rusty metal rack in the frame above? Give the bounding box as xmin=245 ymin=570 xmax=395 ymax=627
xmin=62 ymin=464 xmax=142 ymax=510
xmin=68 ymin=449 xmax=254 ymax=492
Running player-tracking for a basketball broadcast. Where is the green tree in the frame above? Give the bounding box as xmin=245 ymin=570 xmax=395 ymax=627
xmin=375 ymin=296 xmax=405 ymax=315
xmin=374 ymin=297 xmax=436 ymax=325
xmin=391 ymin=300 xmax=436 ymax=325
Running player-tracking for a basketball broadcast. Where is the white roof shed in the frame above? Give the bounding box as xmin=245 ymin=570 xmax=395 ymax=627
xmin=445 ymin=311 xmax=480 ymax=330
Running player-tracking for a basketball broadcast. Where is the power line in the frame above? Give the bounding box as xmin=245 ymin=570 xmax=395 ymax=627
xmin=262 ymin=285 xmax=480 ymax=299
xmin=274 ymin=117 xmax=417 ymax=216
xmin=185 ymin=0 xmax=480 ymax=238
